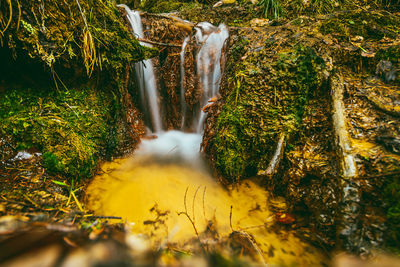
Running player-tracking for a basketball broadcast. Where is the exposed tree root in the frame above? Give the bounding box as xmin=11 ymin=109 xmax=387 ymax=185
xmin=366 ymin=93 xmax=400 ymax=117
xmin=331 ymin=72 xmax=363 ymax=252
xmin=331 ymin=73 xmax=358 ymax=179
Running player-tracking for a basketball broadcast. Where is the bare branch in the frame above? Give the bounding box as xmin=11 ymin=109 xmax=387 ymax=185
xmin=192 ymin=186 xmax=201 ymax=222
xmin=138 ymin=38 xmax=182 ymax=48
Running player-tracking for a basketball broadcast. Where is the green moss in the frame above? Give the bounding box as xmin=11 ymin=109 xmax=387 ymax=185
xmin=1 ymin=0 xmax=157 ymax=78
xmin=212 ymin=45 xmax=325 ymax=181
xmin=0 ymin=86 xmax=119 ymax=179
xmin=384 ymin=175 xmax=400 ymax=252
xmin=319 ymin=11 xmax=400 ymax=41
xmin=0 ymin=0 xmax=151 ymax=180
xmin=304 ymin=0 xmax=343 ymax=14
xmin=376 ymin=45 xmax=400 ymax=63
xmin=141 ymin=0 xmax=183 ymax=13
xmin=179 ymin=1 xmax=259 ymax=26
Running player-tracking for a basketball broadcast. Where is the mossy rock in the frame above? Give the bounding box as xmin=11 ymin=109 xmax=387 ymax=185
xmin=0 ymin=86 xmax=121 ymax=179
xmin=209 ymin=43 xmax=325 ymax=181
xmin=0 ymin=0 xmax=154 ymax=179
xmin=0 ymin=0 xmax=157 ymax=77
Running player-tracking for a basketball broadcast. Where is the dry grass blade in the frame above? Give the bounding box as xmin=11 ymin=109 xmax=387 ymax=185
xmin=83 ymin=29 xmax=96 ymax=77
xmin=71 ymin=190 xmax=83 ymax=212
xmin=75 ymin=0 xmax=96 ymax=77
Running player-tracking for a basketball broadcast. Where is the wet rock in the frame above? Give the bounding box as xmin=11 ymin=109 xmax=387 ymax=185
xmin=376 ymin=60 xmax=397 ymax=82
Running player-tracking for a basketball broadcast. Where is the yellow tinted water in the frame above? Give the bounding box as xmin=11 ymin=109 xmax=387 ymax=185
xmin=86 ymin=157 xmax=326 ymax=266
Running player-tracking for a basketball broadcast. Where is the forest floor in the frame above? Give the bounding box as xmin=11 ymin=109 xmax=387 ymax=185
xmin=1 ymin=0 xmax=400 ymax=266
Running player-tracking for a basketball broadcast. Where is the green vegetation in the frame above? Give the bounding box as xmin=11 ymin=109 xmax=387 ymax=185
xmin=319 ymin=10 xmax=400 ymax=41
xmin=377 ymin=45 xmax=400 ymax=63
xmin=0 ymin=0 xmax=153 ymax=180
xmin=384 ymin=176 xmax=400 ymax=252
xmin=141 ymin=0 xmax=184 ymax=13
xmin=0 ymin=86 xmax=120 ymax=179
xmin=258 ymin=0 xmax=282 ymax=19
xmin=211 ymin=44 xmax=325 ymax=181
xmin=307 ymin=0 xmax=340 ymax=14
xmin=0 ymin=0 xmax=157 ymax=81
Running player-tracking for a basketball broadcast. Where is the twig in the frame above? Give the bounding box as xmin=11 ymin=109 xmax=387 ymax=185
xmin=177 ymin=187 xmax=205 ymax=252
xmin=177 ymin=211 xmax=200 ymax=237
xmin=192 ymin=186 xmax=201 ymax=221
xmin=229 ymin=205 xmax=233 ymax=231
xmin=229 ymin=26 xmax=255 ymax=30
xmin=138 ymin=38 xmax=182 ymax=48
xmin=71 ymin=191 xmax=83 ymax=212
xmin=258 ymin=133 xmax=285 ymax=176
xmin=240 ymin=224 xmax=266 ymax=231
xmin=85 ymin=215 xmax=122 ymax=220
xmin=75 ymin=0 xmax=88 ymax=28
xmin=178 ymin=188 xmax=200 ymax=239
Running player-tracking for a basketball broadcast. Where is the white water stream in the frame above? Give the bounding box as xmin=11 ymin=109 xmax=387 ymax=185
xmin=194 ymin=22 xmax=229 ymax=132
xmin=119 ymin=5 xmax=228 ymax=137
xmin=119 ymin=5 xmax=162 ymax=132
xmin=180 ymin=36 xmax=190 ymax=129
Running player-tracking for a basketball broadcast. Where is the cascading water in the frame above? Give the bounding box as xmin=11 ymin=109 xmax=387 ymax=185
xmin=86 ymin=9 xmax=327 ymax=266
xmin=121 ymin=5 xmax=228 ymax=135
xmin=117 ymin=6 xmax=229 ymax=160
xmin=180 ymin=36 xmax=190 ymax=129
xmin=193 ymin=23 xmax=229 ymax=133
xmin=118 ymin=4 xmax=162 ymax=133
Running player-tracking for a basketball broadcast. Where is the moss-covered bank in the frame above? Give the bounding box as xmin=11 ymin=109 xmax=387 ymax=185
xmin=204 ymin=38 xmax=326 ymax=181
xmin=1 ymin=86 xmax=124 ymax=179
xmin=0 ymin=0 xmax=153 ymax=179
xmin=200 ymin=4 xmax=400 ymax=252
xmin=0 ymin=0 xmax=156 ymax=75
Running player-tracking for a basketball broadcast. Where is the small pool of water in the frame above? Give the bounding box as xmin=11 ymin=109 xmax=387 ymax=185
xmin=86 ymin=131 xmax=326 ymax=266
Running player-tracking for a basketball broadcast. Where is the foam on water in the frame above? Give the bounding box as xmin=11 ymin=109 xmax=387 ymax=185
xmin=135 ymin=130 xmax=202 ymax=162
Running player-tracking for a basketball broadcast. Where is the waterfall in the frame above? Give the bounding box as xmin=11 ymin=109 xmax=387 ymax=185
xmin=119 ymin=6 xmax=228 ymax=135
xmin=193 ymin=23 xmax=229 ymax=133
xmin=118 ymin=4 xmax=162 ymax=133
xmin=180 ymin=36 xmax=190 ymax=129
